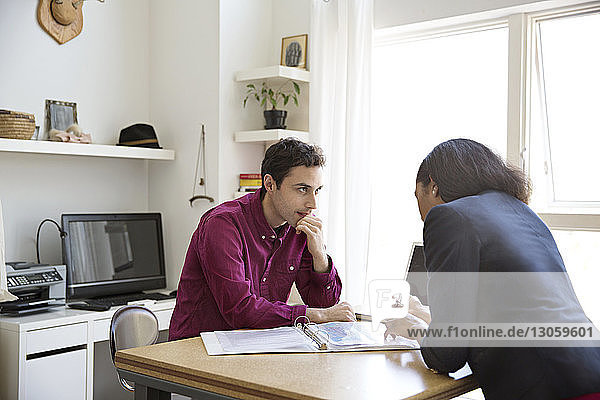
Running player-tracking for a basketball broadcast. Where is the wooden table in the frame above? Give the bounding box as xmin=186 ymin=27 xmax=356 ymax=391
xmin=115 ymin=337 xmax=478 ymax=400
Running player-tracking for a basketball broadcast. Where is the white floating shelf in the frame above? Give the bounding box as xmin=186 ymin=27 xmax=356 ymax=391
xmin=234 ymin=129 xmax=309 ymax=143
xmin=0 ymin=138 xmax=175 ymax=160
xmin=235 ymin=66 xmax=310 ymax=83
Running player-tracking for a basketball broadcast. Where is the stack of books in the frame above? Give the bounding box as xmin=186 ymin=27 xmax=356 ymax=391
xmin=239 ymin=173 xmax=261 ymax=192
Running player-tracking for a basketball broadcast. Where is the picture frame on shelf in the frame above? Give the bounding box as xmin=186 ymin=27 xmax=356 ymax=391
xmin=45 ymin=99 xmax=78 ymax=134
xmin=281 ymin=34 xmax=307 ymax=69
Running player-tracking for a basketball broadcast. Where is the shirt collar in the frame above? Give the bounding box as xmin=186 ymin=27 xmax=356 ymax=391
xmin=249 ymin=189 xmax=290 ymax=239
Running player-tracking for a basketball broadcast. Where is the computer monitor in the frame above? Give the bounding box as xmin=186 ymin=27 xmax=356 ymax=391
xmin=61 ymin=213 xmax=166 ymax=299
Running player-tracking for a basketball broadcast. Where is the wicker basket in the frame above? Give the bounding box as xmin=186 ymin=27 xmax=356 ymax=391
xmin=0 ymin=109 xmax=36 ymax=140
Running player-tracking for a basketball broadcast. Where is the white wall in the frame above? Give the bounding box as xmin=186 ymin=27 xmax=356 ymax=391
xmin=217 ymin=0 xmax=273 ymax=203
xmin=147 ymin=0 xmax=220 ymax=290
xmin=0 ymin=0 xmax=151 ymax=264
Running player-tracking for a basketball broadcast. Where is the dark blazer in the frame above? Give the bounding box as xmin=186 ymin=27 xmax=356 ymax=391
xmin=420 ymin=190 xmax=600 ymax=400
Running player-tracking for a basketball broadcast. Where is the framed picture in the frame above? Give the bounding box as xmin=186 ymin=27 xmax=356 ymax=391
xmin=281 ymin=34 xmax=308 ymax=69
xmin=45 ymin=99 xmax=78 ymax=134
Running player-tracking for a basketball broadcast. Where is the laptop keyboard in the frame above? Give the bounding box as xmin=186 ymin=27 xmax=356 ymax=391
xmin=84 ymin=292 xmax=175 ymax=308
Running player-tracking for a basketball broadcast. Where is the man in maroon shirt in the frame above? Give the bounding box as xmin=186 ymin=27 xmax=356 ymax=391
xmin=169 ymin=138 xmax=354 ymax=340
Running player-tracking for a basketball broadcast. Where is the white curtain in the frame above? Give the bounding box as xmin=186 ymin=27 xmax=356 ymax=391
xmin=310 ymin=0 xmax=373 ymax=305
xmin=1 ymin=199 xmax=18 ymax=302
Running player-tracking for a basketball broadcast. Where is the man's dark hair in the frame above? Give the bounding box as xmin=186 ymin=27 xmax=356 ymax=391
xmin=416 ymin=138 xmax=532 ymax=203
xmin=261 ymin=138 xmax=325 ymax=190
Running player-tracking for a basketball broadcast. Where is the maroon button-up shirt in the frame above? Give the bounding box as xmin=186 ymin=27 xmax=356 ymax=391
xmin=168 ymin=190 xmax=342 ymax=340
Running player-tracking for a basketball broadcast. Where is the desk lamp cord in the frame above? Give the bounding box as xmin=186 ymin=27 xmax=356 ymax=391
xmin=36 ymin=219 xmax=67 ymax=264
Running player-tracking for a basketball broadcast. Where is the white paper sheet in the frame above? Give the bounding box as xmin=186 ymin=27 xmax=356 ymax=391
xmin=201 ymin=322 xmax=419 ymax=356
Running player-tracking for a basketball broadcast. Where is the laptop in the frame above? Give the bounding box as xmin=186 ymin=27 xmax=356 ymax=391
xmin=404 ymin=242 xmax=428 ymax=305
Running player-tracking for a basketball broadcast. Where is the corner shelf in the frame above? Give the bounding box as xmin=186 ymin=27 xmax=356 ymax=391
xmin=235 ymin=65 xmax=310 ymax=83
xmin=234 ymin=129 xmax=309 ymax=143
xmin=0 ymin=138 xmax=175 ymax=160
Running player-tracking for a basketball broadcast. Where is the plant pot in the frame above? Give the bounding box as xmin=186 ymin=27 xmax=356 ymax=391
xmin=264 ymin=109 xmax=287 ymax=130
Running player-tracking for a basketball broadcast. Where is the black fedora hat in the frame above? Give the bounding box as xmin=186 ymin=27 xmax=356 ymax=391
xmin=117 ymin=123 xmax=162 ymax=148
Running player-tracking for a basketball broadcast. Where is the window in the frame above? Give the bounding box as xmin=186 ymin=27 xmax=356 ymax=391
xmin=369 ymin=25 xmax=508 ymax=281
xmin=529 ymin=11 xmax=600 ymax=208
xmin=370 ymin=3 xmax=600 ymax=327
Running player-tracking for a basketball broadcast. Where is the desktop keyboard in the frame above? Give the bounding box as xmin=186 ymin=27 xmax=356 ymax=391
xmin=84 ymin=292 xmax=175 ymax=308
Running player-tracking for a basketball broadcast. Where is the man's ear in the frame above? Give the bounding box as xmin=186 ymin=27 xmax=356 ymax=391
xmin=263 ymin=174 xmax=276 ymax=192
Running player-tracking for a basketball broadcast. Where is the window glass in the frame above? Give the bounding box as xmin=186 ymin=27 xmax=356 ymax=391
xmin=369 ymin=27 xmax=508 ymax=280
xmin=530 ymin=13 xmax=600 ymax=205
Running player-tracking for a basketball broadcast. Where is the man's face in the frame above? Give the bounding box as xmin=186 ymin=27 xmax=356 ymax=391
xmin=268 ymin=166 xmax=323 ymax=228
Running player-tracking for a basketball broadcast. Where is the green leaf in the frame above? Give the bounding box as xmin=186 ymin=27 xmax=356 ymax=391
xmin=268 ymin=88 xmax=274 ymax=96
xmin=243 ymin=98 xmax=248 ymax=107
xmin=293 ymin=81 xmax=300 ymax=94
xmin=270 ymin=97 xmax=277 ymax=108
xmin=260 ymin=97 xmax=266 ymax=107
xmin=283 ymin=95 xmax=289 ymax=106
xmin=293 ymin=95 xmax=298 ymax=106
xmin=254 ymin=94 xmax=260 ymax=102
xmin=247 ymin=84 xmax=256 ymax=90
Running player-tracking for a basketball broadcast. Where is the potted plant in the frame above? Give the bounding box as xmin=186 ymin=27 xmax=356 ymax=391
xmin=243 ymin=80 xmax=300 ymax=129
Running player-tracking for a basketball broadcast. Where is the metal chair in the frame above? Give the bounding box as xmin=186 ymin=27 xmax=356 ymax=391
xmin=109 ymin=305 xmax=159 ymax=391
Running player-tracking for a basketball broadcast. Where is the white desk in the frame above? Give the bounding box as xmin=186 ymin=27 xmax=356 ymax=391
xmin=0 ymin=299 xmax=175 ymax=400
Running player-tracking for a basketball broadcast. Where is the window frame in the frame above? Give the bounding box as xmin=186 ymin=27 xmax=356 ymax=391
xmin=373 ymin=0 xmax=600 ymax=233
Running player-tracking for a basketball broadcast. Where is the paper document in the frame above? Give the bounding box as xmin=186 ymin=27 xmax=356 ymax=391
xmin=202 ymin=321 xmax=418 ymax=355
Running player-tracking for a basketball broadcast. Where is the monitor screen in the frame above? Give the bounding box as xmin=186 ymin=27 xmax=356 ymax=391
xmin=61 ymin=213 xmax=166 ymax=299
xmin=405 ymin=243 xmax=428 ymax=305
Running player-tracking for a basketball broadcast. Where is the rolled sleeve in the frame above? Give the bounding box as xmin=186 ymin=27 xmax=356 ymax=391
xmin=296 ymin=251 xmax=342 ymax=308
xmin=198 ymin=216 xmax=306 ymax=329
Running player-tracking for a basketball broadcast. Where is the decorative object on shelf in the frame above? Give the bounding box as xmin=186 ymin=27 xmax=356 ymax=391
xmin=189 ymin=124 xmax=215 ymax=206
xmin=37 ymin=0 xmax=105 ymax=44
xmin=239 ymin=173 xmax=261 ymax=193
xmin=117 ymin=123 xmax=162 ymax=148
xmin=49 ymin=123 xmax=92 ymax=143
xmin=0 ymin=109 xmax=36 ymax=140
xmin=243 ymin=80 xmax=300 ymax=129
xmin=45 ymin=99 xmax=77 ymax=138
xmin=281 ymin=34 xmax=308 ymax=69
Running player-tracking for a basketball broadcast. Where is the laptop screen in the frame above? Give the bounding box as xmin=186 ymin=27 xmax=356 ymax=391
xmin=405 ymin=243 xmax=428 ymax=305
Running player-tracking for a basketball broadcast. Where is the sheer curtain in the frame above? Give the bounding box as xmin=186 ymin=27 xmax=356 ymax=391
xmin=310 ymin=0 xmax=373 ymax=305
xmin=1 ymin=199 xmax=18 ymax=302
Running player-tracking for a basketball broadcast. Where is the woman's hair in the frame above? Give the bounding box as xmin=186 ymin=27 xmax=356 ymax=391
xmin=416 ymin=138 xmax=531 ymax=203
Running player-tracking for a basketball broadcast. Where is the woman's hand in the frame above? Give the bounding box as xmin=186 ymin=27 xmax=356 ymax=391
xmin=381 ymin=313 xmax=428 ymax=345
xmin=409 ymin=295 xmax=431 ymax=325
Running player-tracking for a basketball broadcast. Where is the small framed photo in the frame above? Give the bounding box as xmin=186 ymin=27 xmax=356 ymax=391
xmin=281 ymin=34 xmax=308 ymax=69
xmin=45 ymin=99 xmax=78 ymax=133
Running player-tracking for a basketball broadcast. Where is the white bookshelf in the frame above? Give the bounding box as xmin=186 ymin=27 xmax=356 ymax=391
xmin=235 ymin=65 xmax=310 ymax=83
xmin=0 ymin=138 xmax=175 ymax=160
xmin=234 ymin=129 xmax=309 ymax=143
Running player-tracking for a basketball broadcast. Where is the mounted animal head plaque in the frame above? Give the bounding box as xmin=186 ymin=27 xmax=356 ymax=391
xmin=37 ymin=0 xmax=104 ymax=45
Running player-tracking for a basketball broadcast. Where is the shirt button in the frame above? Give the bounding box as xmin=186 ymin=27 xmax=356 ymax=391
xmin=262 ymin=277 xmax=267 ymax=282
xmin=261 ymin=235 xmax=266 ymax=239
xmin=289 ymin=265 xmax=294 ymax=271
xmin=271 ymin=235 xmax=276 ymax=239
xmin=326 ymin=285 xmax=331 ymax=290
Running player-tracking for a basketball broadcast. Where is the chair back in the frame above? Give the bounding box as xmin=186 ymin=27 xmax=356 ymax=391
xmin=109 ymin=305 xmax=159 ymax=391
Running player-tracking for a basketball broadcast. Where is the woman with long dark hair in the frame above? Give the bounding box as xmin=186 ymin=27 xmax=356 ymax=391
xmin=384 ymin=139 xmax=600 ymax=400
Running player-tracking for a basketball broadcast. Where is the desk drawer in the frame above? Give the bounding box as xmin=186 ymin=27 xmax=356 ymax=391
xmin=26 ymin=323 xmax=87 ymax=355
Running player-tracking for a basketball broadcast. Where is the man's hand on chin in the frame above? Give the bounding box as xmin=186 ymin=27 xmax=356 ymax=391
xmin=295 ymin=214 xmax=329 ymax=272
xmin=306 ymin=302 xmax=356 ymax=323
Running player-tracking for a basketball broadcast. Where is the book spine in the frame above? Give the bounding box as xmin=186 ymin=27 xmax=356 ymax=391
xmin=239 ymin=173 xmax=261 ymax=179
xmin=239 ymin=179 xmax=262 ymax=186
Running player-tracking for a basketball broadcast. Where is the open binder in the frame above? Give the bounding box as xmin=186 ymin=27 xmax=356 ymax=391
xmin=201 ymin=318 xmax=419 ymax=356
